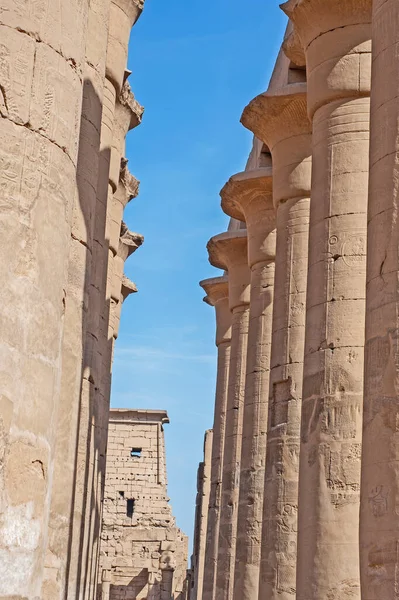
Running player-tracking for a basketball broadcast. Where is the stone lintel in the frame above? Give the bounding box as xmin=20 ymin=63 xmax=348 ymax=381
xmin=280 ymin=0 xmax=372 ymax=50
xmin=241 ymin=83 xmax=309 ymax=150
xmin=207 ymin=230 xmax=250 ymax=311
xmin=106 ymin=0 xmax=146 ymax=93
xmin=242 ymin=85 xmax=312 ymax=203
xmin=199 ymin=276 xmax=229 ymax=307
xmin=119 ymin=222 xmax=144 ymax=261
xmin=220 ymin=168 xmax=273 ymax=222
xmin=109 ymin=408 xmax=170 ymax=425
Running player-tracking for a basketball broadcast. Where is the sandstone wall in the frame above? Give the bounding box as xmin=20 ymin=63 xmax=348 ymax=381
xmin=99 ymin=409 xmax=189 ymax=600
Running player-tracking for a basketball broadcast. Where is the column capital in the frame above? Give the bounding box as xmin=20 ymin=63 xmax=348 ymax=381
xmin=283 ymin=27 xmax=306 ymax=67
xmin=117 ymin=81 xmax=144 ymax=133
xmin=207 ymin=230 xmax=250 ymax=311
xmin=121 ymin=275 xmax=138 ymax=301
xmin=242 ymin=84 xmax=309 ymax=150
xmin=117 ymin=159 xmax=140 ymax=208
xmin=106 ymin=0 xmax=145 ymax=93
xmin=110 ymin=91 xmax=143 ymax=189
xmin=281 ymin=0 xmax=372 ymax=50
xmin=118 ymin=223 xmax=144 ymax=262
xmin=241 ymin=84 xmax=312 ymax=202
xmin=281 ymin=0 xmax=372 ymax=117
xmin=200 ymin=276 xmax=229 ymax=307
xmin=200 ymin=276 xmax=232 ymax=347
xmin=220 ymin=169 xmax=276 ymax=267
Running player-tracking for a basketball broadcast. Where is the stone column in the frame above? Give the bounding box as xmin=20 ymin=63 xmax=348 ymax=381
xmin=280 ymin=2 xmax=372 ymax=598
xmin=0 ymin=2 xmax=89 ymax=597
xmin=220 ymin=169 xmax=276 ymax=600
xmin=360 ymin=1 xmax=399 ymax=598
xmin=242 ymin=83 xmax=312 ymax=600
xmin=67 ymin=2 xmax=145 ymax=596
xmin=41 ymin=1 xmax=112 ymax=597
xmin=191 ymin=430 xmax=213 ymax=600
xmin=101 ymin=570 xmax=111 ymax=600
xmin=199 ymin=276 xmax=232 ymax=600
xmin=207 ymin=230 xmax=251 ymax=600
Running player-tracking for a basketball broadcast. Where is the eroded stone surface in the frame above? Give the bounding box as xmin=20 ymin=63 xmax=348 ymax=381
xmin=360 ymin=1 xmax=399 ymax=598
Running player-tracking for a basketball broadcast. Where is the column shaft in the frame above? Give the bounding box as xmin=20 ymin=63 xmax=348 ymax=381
xmin=216 ymin=305 xmax=250 ymax=600
xmin=202 ymin=340 xmax=231 ymax=600
xmin=234 ymin=261 xmax=275 ymax=598
xmin=241 ymin=83 xmax=312 ymax=600
xmin=0 ymin=2 xmax=89 ymax=597
xmin=360 ymin=1 xmax=399 ymax=597
xmin=42 ymin=2 xmax=111 ymax=597
xmin=298 ymin=97 xmax=369 ymax=599
xmin=192 ymin=430 xmax=213 ymax=600
xmin=261 ymin=196 xmax=309 ymax=599
xmin=278 ymin=4 xmax=372 ymax=596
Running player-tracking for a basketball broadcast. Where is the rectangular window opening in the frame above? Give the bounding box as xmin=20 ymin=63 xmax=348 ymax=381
xmin=126 ymin=498 xmax=135 ymax=518
xmin=130 ymin=447 xmax=142 ymax=458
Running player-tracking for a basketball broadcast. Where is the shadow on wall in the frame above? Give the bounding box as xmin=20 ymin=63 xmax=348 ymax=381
xmin=43 ymin=76 xmax=113 ymax=600
xmin=69 ymin=77 xmax=114 ymax=599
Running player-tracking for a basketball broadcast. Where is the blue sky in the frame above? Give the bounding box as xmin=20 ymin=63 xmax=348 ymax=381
xmin=111 ymin=1 xmax=287 ymax=546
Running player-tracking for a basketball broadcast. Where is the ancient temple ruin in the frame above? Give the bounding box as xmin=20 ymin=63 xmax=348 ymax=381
xmin=5 ymin=0 xmax=399 ymax=598
xmin=99 ymin=409 xmax=189 ymax=600
xmin=193 ymin=2 xmax=399 ymax=600
xmin=0 ymin=0 xmax=182 ymax=598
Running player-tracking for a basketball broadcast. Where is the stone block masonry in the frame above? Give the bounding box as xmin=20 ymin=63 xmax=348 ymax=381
xmin=98 ymin=409 xmax=189 ymax=600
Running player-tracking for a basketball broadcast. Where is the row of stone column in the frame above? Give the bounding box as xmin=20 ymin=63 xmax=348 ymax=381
xmin=0 ymin=1 xmax=146 ymax=598
xmin=196 ymin=1 xmax=399 ymax=599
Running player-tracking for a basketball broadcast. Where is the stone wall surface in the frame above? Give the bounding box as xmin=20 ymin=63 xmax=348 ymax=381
xmin=98 ymin=410 xmax=189 ymax=600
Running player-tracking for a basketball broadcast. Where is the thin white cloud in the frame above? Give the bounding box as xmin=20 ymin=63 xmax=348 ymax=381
xmin=115 ymin=345 xmax=214 ymax=364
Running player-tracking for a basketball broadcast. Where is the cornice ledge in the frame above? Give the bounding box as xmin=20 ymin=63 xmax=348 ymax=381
xmin=220 ymin=168 xmax=273 ymax=221
xmin=199 ymin=275 xmax=229 ymax=306
xmin=121 ymin=275 xmax=138 ymax=300
xmin=241 ymin=83 xmax=310 ymax=148
xmin=207 ymin=230 xmax=248 ymax=271
xmin=280 ymin=0 xmax=372 ymax=48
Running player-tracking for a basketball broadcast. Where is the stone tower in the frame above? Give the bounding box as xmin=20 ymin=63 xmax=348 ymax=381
xmin=99 ymin=409 xmax=189 ymax=600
